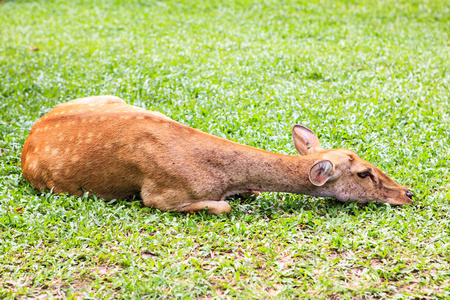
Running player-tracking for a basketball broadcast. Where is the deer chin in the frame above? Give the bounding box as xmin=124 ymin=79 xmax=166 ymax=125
xmin=384 ymin=197 xmax=413 ymax=205
xmin=334 ymin=194 xmax=391 ymax=205
xmin=336 ymin=198 xmax=405 ymax=206
xmin=331 ymin=192 xmax=371 ymax=204
xmin=335 ymin=196 xmax=413 ymax=206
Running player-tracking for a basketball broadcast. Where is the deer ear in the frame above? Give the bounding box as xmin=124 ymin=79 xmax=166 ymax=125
xmin=309 ymin=160 xmax=334 ymax=186
xmin=292 ymin=125 xmax=324 ymax=156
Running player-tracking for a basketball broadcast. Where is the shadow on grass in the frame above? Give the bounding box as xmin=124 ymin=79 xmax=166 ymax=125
xmin=228 ymin=193 xmax=403 ymax=219
xmin=28 ymin=187 xmax=408 ymax=221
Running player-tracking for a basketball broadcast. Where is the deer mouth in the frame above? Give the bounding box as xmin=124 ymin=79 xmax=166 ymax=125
xmin=385 ymin=191 xmax=414 ymax=205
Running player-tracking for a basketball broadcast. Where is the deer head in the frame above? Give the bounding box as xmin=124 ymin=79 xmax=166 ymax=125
xmin=292 ymin=125 xmax=414 ymax=205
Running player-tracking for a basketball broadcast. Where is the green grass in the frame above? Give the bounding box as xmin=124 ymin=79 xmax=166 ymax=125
xmin=1 ymin=0 xmax=450 ymax=298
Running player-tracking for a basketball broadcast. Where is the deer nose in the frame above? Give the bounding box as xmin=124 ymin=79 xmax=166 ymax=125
xmin=406 ymin=191 xmax=414 ymax=200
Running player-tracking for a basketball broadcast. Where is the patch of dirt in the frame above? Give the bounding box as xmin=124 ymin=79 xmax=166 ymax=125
xmin=141 ymin=251 xmax=158 ymax=259
xmin=266 ymin=283 xmax=283 ymax=296
xmin=278 ymin=251 xmax=294 ymax=270
xmin=5 ymin=265 xmax=120 ymax=299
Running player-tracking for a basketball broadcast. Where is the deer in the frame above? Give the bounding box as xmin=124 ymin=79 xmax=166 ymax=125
xmin=21 ymin=96 xmax=414 ymax=214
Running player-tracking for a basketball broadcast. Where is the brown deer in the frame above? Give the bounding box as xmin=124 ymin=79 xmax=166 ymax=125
xmin=21 ymin=96 xmax=414 ymax=214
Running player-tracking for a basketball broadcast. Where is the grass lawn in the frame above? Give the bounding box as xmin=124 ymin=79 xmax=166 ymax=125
xmin=1 ymin=0 xmax=450 ymax=298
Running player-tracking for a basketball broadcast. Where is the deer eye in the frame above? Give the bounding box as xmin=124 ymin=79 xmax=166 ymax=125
xmin=357 ymin=171 xmax=371 ymax=179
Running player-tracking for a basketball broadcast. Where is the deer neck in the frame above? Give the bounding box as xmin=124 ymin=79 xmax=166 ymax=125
xmin=208 ymin=140 xmax=319 ymax=196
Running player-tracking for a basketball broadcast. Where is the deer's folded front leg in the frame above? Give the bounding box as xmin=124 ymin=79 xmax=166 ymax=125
xmin=140 ymin=179 xmax=231 ymax=214
xmin=173 ymin=200 xmax=231 ymax=214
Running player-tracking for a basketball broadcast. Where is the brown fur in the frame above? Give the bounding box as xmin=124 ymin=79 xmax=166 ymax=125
xmin=21 ymin=96 xmax=413 ymax=214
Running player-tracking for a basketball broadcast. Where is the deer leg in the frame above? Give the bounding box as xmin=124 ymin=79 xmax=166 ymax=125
xmin=140 ymin=180 xmax=231 ymax=214
xmin=174 ymin=200 xmax=231 ymax=214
